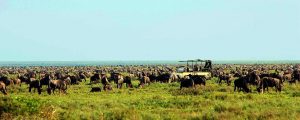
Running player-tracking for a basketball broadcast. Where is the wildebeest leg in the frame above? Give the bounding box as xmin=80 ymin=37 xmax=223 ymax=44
xmin=2 ymin=89 xmax=7 ymax=95
xmin=234 ymin=85 xmax=236 ymax=92
xmin=1 ymin=88 xmax=7 ymax=95
xmin=29 ymin=86 xmax=32 ymax=93
xmin=226 ymin=80 xmax=229 ymax=86
xmin=0 ymin=85 xmax=7 ymax=95
xmin=103 ymin=85 xmax=106 ymax=91
xmin=38 ymin=87 xmax=42 ymax=95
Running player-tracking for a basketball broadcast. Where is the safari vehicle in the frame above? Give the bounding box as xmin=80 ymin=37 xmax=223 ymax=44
xmin=176 ymin=59 xmax=212 ymax=79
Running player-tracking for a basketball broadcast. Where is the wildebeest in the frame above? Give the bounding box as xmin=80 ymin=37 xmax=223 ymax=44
xmin=115 ymin=74 xmax=124 ymax=88
xmin=123 ymin=76 xmax=133 ymax=88
xmin=47 ymin=79 xmax=68 ymax=94
xmin=69 ymin=75 xmax=81 ymax=85
xmin=190 ymin=75 xmax=206 ymax=86
xmin=139 ymin=76 xmax=151 ymax=88
xmin=79 ymin=72 xmax=87 ymax=82
xmin=156 ymin=72 xmax=171 ymax=83
xmin=234 ymin=76 xmax=251 ymax=93
xmin=101 ymin=75 xmax=112 ymax=91
xmin=90 ymin=73 xmax=101 ymax=84
xmin=247 ymin=71 xmax=260 ymax=85
xmin=259 ymin=72 xmax=283 ymax=83
xmin=40 ymin=74 xmax=51 ymax=88
xmin=115 ymin=75 xmax=133 ymax=89
xmin=18 ymin=74 xmax=30 ymax=84
xmin=180 ymin=75 xmax=195 ymax=89
xmin=257 ymin=77 xmax=283 ymax=93
xmin=169 ymin=73 xmax=179 ymax=83
xmin=283 ymin=73 xmax=292 ymax=83
xmin=0 ymin=81 xmax=7 ymax=95
xmin=292 ymin=69 xmax=300 ymax=83
xmin=90 ymin=87 xmax=101 ymax=92
xmin=218 ymin=73 xmax=232 ymax=86
xmin=0 ymin=76 xmax=13 ymax=86
xmin=149 ymin=72 xmax=158 ymax=82
xmin=12 ymin=78 xmax=21 ymax=87
xmin=54 ymin=72 xmax=66 ymax=80
xmin=63 ymin=76 xmax=72 ymax=85
xmin=29 ymin=78 xmax=42 ymax=95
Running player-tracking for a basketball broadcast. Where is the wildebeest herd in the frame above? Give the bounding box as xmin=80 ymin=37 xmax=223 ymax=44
xmin=0 ymin=64 xmax=300 ymax=95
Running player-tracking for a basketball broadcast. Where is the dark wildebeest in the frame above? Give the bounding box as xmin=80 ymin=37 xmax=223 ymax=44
xmin=156 ymin=73 xmax=171 ymax=83
xmin=257 ymin=77 xmax=283 ymax=93
xmin=0 ymin=76 xmax=13 ymax=86
xmin=149 ymin=72 xmax=158 ymax=82
xmin=110 ymin=72 xmax=119 ymax=83
xmin=47 ymin=79 xmax=68 ymax=95
xmin=69 ymin=75 xmax=80 ymax=85
xmin=180 ymin=75 xmax=195 ymax=89
xmin=124 ymin=76 xmax=133 ymax=88
xmin=54 ymin=72 xmax=65 ymax=80
xmin=90 ymin=73 xmax=101 ymax=84
xmin=248 ymin=71 xmax=260 ymax=85
xmin=29 ymin=78 xmax=42 ymax=95
xmin=18 ymin=74 xmax=30 ymax=84
xmin=79 ymin=72 xmax=87 ymax=82
xmin=259 ymin=72 xmax=283 ymax=83
xmin=218 ymin=73 xmax=231 ymax=86
xmin=0 ymin=81 xmax=7 ymax=95
xmin=40 ymin=74 xmax=51 ymax=88
xmin=90 ymin=87 xmax=101 ymax=92
xmin=234 ymin=76 xmax=251 ymax=93
xmin=292 ymin=69 xmax=300 ymax=84
xmin=190 ymin=75 xmax=206 ymax=86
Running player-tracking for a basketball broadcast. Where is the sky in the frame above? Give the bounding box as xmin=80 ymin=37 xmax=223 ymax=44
xmin=0 ymin=0 xmax=299 ymax=61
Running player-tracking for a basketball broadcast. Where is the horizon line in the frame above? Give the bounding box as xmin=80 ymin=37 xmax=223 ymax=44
xmin=0 ymin=59 xmax=300 ymax=62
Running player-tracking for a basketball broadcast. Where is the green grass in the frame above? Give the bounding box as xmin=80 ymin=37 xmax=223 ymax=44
xmin=1 ymin=79 xmax=300 ymax=120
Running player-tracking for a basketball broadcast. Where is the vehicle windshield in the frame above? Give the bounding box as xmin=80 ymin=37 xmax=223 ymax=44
xmin=177 ymin=67 xmax=185 ymax=73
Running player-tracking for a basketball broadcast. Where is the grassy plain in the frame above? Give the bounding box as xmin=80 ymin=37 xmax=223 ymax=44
xmin=1 ymin=78 xmax=300 ymax=120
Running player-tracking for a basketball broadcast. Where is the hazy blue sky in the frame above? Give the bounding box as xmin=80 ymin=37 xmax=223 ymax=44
xmin=0 ymin=0 xmax=299 ymax=61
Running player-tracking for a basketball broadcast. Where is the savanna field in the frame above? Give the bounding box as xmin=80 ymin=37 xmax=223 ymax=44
xmin=1 ymin=78 xmax=300 ymax=120
xmin=1 ymin=0 xmax=299 ymax=120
